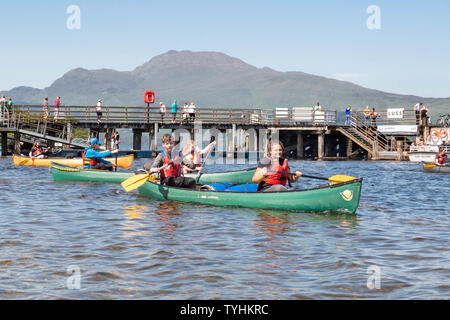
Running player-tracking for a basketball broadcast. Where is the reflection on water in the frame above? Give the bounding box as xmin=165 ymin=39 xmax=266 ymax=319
xmin=0 ymin=158 xmax=448 ymax=299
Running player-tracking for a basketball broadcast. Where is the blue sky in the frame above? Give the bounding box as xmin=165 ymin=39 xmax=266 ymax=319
xmin=1 ymin=0 xmax=449 ymax=97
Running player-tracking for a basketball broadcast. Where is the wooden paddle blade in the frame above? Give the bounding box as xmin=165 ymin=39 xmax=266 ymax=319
xmin=121 ymin=174 xmax=149 ymax=192
xmin=328 ymin=175 xmax=357 ymax=184
xmin=424 ymin=163 xmax=436 ymax=169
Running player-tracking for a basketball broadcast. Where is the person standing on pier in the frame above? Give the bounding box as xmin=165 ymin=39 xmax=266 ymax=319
xmin=171 ymin=100 xmax=178 ymax=124
xmin=414 ymin=102 xmax=423 ymax=125
xmin=42 ymin=97 xmax=49 ymax=120
xmin=159 ymin=102 xmax=166 ymax=123
xmin=53 ymin=96 xmax=60 ymax=122
xmin=345 ymin=105 xmax=352 ymax=125
xmin=7 ymin=97 xmax=13 ymax=114
xmin=82 ymin=138 xmax=118 ymax=170
xmin=189 ymin=102 xmax=196 ymax=123
xmin=363 ymin=106 xmax=371 ymax=125
xmin=370 ymin=108 xmax=378 ymax=126
xmin=420 ymin=104 xmax=429 ymax=126
xmin=96 ymin=99 xmax=103 ymax=125
xmin=0 ymin=95 xmax=6 ymax=114
xmin=182 ymin=102 xmax=189 ymax=124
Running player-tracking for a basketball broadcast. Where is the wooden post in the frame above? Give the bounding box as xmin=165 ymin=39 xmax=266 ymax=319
xmin=396 ymin=140 xmax=403 ymax=161
xmin=346 ymin=139 xmax=352 ymax=158
xmin=372 ymin=140 xmax=379 ymax=160
xmin=153 ymin=123 xmax=159 ymax=151
xmin=317 ymin=131 xmax=324 ymax=160
xmin=297 ymin=132 xmax=303 ymax=159
xmin=1 ymin=132 xmax=7 ymax=156
xmin=132 ymin=129 xmax=142 ymax=151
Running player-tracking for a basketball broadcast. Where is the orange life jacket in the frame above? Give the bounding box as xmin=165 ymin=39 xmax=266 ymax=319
xmin=82 ymin=150 xmax=98 ymax=167
xmin=161 ymin=152 xmax=182 ymax=178
xmin=264 ymin=158 xmax=289 ymax=186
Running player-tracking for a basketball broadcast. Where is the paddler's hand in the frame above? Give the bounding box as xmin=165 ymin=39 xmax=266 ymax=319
xmin=261 ymin=167 xmax=268 ymax=177
xmin=197 ymin=166 xmax=203 ymax=172
xmin=111 ymin=149 xmax=119 ymax=154
xmin=150 ymin=167 xmax=159 ymax=173
xmin=295 ymin=171 xmax=302 ymax=177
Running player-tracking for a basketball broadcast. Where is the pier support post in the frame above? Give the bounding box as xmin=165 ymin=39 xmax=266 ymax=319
xmin=1 ymin=132 xmax=7 ymax=156
xmin=153 ymin=123 xmax=159 ymax=151
xmin=14 ymin=132 xmax=20 ymax=155
xmin=132 ymin=129 xmax=142 ymax=151
xmin=296 ymin=132 xmax=303 ymax=159
xmin=104 ymin=128 xmax=112 ymax=150
xmin=346 ymin=139 xmax=353 ymax=157
xmin=371 ymin=140 xmax=379 ymax=160
xmin=317 ymin=131 xmax=324 ymax=161
xmin=396 ymin=140 xmax=403 ymax=161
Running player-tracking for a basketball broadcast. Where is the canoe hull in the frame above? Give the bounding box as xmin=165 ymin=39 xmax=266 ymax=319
xmin=423 ymin=164 xmax=450 ymax=173
xmin=13 ymin=154 xmax=134 ymax=168
xmin=51 ymin=162 xmax=134 ymax=183
xmin=51 ymin=162 xmax=256 ymax=184
xmin=138 ymin=178 xmax=363 ymax=214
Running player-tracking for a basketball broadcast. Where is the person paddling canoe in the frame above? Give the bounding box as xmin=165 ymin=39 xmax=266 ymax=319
xmin=83 ymin=138 xmax=118 ymax=170
xmin=143 ymin=134 xmax=199 ymax=188
xmin=435 ymin=148 xmax=447 ymax=166
xmin=29 ymin=141 xmax=50 ymax=159
xmin=252 ymin=141 xmax=302 ymax=192
xmin=181 ymin=140 xmax=216 ymax=174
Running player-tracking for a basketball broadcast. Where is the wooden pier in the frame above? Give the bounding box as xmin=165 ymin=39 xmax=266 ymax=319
xmin=0 ymin=105 xmax=433 ymax=160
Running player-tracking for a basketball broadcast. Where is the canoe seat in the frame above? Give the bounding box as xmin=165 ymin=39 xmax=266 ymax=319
xmin=199 ymin=183 xmax=258 ymax=192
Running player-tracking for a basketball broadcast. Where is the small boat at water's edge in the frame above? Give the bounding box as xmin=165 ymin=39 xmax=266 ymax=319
xmin=423 ymin=163 xmax=450 ymax=173
xmin=13 ymin=154 xmax=134 ymax=168
xmin=51 ymin=162 xmax=257 ymax=184
xmin=137 ymin=178 xmax=363 ymax=214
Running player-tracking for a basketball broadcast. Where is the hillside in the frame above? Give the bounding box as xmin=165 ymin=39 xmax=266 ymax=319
xmin=2 ymin=50 xmax=449 ymax=117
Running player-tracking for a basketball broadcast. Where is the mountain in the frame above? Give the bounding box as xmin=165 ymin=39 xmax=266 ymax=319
xmin=2 ymin=50 xmax=449 ymax=118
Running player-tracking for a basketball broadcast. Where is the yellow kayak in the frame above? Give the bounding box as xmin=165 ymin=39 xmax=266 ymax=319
xmin=12 ymin=154 xmax=134 ymax=168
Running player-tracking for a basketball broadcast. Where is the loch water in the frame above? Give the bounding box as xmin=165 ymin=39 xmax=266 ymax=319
xmin=0 ymin=157 xmax=448 ymax=299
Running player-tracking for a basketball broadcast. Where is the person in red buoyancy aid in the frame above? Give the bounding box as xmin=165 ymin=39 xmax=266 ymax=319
xmin=435 ymin=148 xmax=447 ymax=166
xmin=29 ymin=141 xmax=50 ymax=159
xmin=181 ymin=140 xmax=216 ymax=174
xmin=144 ymin=134 xmax=198 ymax=188
xmin=252 ymin=141 xmax=302 ymax=192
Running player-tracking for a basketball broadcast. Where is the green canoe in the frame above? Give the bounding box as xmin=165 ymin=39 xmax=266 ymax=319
xmin=137 ymin=178 xmax=363 ymax=214
xmin=50 ymin=162 xmax=257 ymax=184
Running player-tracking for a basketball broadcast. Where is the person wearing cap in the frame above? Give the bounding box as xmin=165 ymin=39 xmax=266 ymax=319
xmin=96 ymin=99 xmax=103 ymax=125
xmin=82 ymin=137 xmax=118 ymax=170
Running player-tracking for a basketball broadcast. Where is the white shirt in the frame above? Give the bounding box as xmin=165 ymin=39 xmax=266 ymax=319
xmin=414 ymin=103 xmax=421 ymax=111
xmin=96 ymin=102 xmax=102 ymax=112
xmin=189 ymin=104 xmax=196 ymax=113
xmin=160 ymin=104 xmax=166 ymax=113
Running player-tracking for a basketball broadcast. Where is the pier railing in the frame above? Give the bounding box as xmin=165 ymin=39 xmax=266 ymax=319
xmin=9 ymin=105 xmax=338 ymax=126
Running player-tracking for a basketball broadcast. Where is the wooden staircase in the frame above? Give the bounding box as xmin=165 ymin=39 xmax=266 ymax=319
xmin=337 ymin=117 xmax=389 ymax=157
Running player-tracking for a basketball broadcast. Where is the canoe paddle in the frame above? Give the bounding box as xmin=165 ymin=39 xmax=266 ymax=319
xmin=121 ymin=161 xmax=174 ymax=192
xmin=195 ymin=142 xmax=215 ymax=182
xmin=268 ymin=170 xmax=356 ymax=184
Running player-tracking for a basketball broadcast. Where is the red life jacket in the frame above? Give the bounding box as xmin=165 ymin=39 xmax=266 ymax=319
xmin=82 ymin=150 xmax=98 ymax=167
xmin=436 ymin=153 xmax=447 ymax=165
xmin=33 ymin=147 xmax=43 ymax=156
xmin=160 ymin=152 xmax=182 ymax=178
xmin=264 ymin=158 xmax=289 ymax=186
